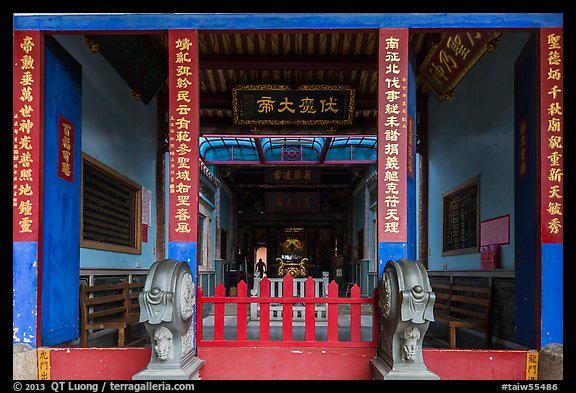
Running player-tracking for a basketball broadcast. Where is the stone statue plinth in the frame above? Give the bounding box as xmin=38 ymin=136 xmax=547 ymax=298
xmin=133 ymin=259 xmax=204 ymax=380
xmin=370 ymin=259 xmax=439 ymax=380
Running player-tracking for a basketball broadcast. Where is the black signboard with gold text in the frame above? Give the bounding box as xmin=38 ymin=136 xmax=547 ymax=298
xmin=233 ymin=85 xmax=355 ymax=125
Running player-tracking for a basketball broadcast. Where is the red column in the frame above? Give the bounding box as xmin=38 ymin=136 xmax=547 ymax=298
xmin=167 ymin=30 xmax=199 ymax=244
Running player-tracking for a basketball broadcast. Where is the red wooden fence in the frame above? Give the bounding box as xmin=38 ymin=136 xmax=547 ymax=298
xmin=197 ymin=275 xmax=378 ymax=347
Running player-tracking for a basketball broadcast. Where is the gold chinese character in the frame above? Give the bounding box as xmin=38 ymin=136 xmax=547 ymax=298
xmin=319 ymin=97 xmax=339 ymax=113
xmin=20 ymin=87 xmax=33 ymax=103
xmin=175 ymin=117 xmax=191 ymax=130
xmin=547 ymin=102 xmax=562 ymax=117
xmin=547 ymin=202 xmax=562 ymax=216
xmin=384 ymin=221 xmax=400 ymax=233
xmin=547 ymin=51 xmax=561 ymax=66
xmin=175 ymin=38 xmax=192 ymax=51
xmin=385 ymin=208 xmax=399 ymax=221
xmin=19 ymin=151 xmax=33 ymax=168
xmin=176 ymin=77 xmax=192 ymax=89
xmin=20 ymin=36 xmax=35 ymax=54
xmin=385 ymin=63 xmax=400 ymax=75
xmin=19 ymin=216 xmax=33 ymax=233
xmin=20 ymin=54 xmax=35 ymax=70
xmin=62 ymin=136 xmax=71 ymax=151
xmin=175 ymin=182 xmax=191 ymax=193
xmin=385 ymin=37 xmax=400 ymax=50
xmin=547 ymin=218 xmax=561 ymax=234
xmin=547 ymin=118 xmax=561 ymax=132
xmin=384 ymin=143 xmax=399 ymax=155
xmin=175 ymin=222 xmax=191 ymax=233
xmin=547 ymin=68 xmax=561 ymax=81
xmin=18 ymin=200 xmax=33 ymax=216
xmin=19 ymin=105 xmax=34 ymax=118
xmin=548 ymin=136 xmax=562 ymax=149
xmin=176 ymin=169 xmax=191 ymax=181
xmin=548 ymin=185 xmax=562 ymax=199
xmin=175 ymin=208 xmax=191 ymax=221
xmin=385 ymin=129 xmax=400 ymax=141
xmin=176 ymin=104 xmax=191 ymax=115
xmin=176 ymin=65 xmax=192 ymax=77
xmin=19 ymin=136 xmax=33 ymax=150
xmin=385 ymin=51 xmax=401 ymax=62
xmin=385 ymin=90 xmax=400 ymax=102
xmin=257 ymin=96 xmax=275 ymax=113
xmin=385 ymin=156 xmax=400 ymax=170
xmin=20 ymin=71 xmax=34 ymax=86
xmin=547 ymin=33 xmax=561 ymax=50
xmin=385 ymin=116 xmax=400 ymax=128
xmin=298 ymin=97 xmax=316 ymax=114
xmin=176 ymin=90 xmax=191 ymax=102
xmin=175 ymin=51 xmax=191 ymax=63
xmin=385 ymin=103 xmax=400 ymax=114
xmin=446 ymin=35 xmax=471 ymax=59
xmin=548 ymin=168 xmax=563 ymax=182
xmin=548 ymin=85 xmax=561 ymax=100
xmin=547 ymin=151 xmax=561 ymax=166
xmin=176 ymin=195 xmax=191 ymax=206
xmin=177 ymin=157 xmax=191 ymax=169
xmin=176 ymin=143 xmax=192 ymax=156
xmin=385 ymin=182 xmax=399 ymax=194
xmin=278 ymin=97 xmax=296 ymax=113
xmin=385 ymin=195 xmax=400 ymax=207
xmin=384 ymin=170 xmax=399 ymax=182
xmin=61 ymin=162 xmax=71 ymax=177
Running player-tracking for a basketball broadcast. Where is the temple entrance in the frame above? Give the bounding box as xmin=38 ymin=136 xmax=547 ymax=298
xmin=227 ymin=165 xmax=365 ymax=292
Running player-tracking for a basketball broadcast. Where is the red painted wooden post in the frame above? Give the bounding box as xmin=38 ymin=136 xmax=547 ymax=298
xmin=214 ymin=283 xmax=226 ymax=340
xmin=305 ymin=276 xmax=315 ymax=341
xmin=282 ymin=274 xmax=293 ymax=341
xmin=350 ymin=284 xmax=361 ymax=342
xmin=237 ymin=280 xmax=247 ymax=341
xmin=327 ymin=280 xmax=339 ymax=342
xmin=196 ymin=287 xmax=203 ymax=343
xmin=259 ymin=277 xmax=270 ymax=341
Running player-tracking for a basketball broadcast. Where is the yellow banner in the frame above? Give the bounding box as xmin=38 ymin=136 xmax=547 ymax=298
xmin=37 ymin=349 xmax=51 ymax=380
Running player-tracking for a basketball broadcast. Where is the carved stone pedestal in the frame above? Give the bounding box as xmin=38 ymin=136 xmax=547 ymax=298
xmin=371 ymin=259 xmax=439 ymax=380
xmin=132 ymin=259 xmax=204 ymax=380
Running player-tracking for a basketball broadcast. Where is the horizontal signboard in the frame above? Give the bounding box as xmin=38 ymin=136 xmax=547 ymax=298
xmin=233 ymin=84 xmax=355 ymax=125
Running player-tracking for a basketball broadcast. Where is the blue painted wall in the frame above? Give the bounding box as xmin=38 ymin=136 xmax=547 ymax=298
xmin=168 ymin=241 xmax=198 ymax=352
xmin=54 ymin=34 xmax=159 ymax=269
xmin=41 ymin=36 xmax=83 ymax=345
xmin=427 ymin=32 xmax=531 ymax=271
xmin=13 ymin=242 xmax=39 ymax=346
xmin=540 ymin=244 xmax=563 ymax=346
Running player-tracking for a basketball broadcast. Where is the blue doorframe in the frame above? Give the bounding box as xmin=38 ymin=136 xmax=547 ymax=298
xmin=12 ymin=13 xmax=563 ymax=350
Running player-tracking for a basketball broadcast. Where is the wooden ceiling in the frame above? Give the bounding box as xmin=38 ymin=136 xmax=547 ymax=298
xmin=88 ymin=30 xmax=442 ymax=128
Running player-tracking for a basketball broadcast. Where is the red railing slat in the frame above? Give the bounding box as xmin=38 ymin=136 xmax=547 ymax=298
xmin=259 ymin=277 xmax=270 ymax=341
xmin=237 ymin=280 xmax=247 ymax=340
xmin=328 ymin=280 xmax=339 ymax=341
xmin=214 ymin=284 xmax=226 ymax=340
xmin=282 ymin=275 xmax=293 ymax=341
xmin=305 ymin=277 xmax=315 ymax=341
xmin=350 ymin=284 xmax=361 ymax=342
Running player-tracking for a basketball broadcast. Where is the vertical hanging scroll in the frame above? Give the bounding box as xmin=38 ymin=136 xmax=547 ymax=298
xmin=378 ymin=29 xmax=409 ymax=243
xmin=13 ymin=31 xmax=42 ymax=241
xmin=168 ymin=30 xmax=199 ymax=243
xmin=540 ymin=29 xmax=563 ymax=243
